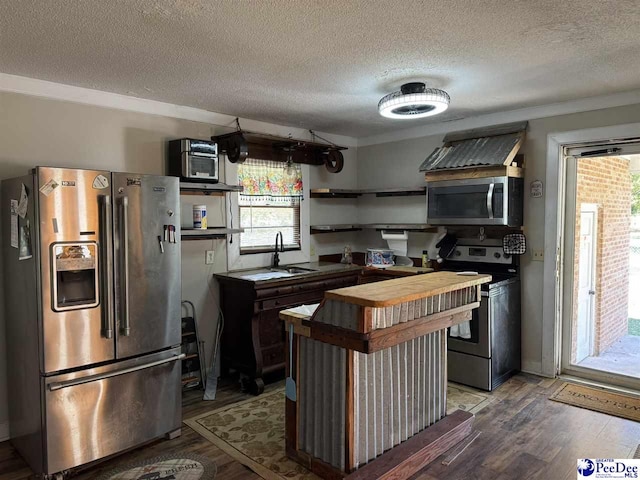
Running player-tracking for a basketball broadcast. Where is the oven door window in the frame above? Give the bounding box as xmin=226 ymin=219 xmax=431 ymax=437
xmin=428 ymin=183 xmax=504 ymax=219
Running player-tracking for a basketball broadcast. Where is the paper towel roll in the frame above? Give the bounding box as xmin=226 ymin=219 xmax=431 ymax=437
xmin=381 ymin=230 xmax=409 ymax=257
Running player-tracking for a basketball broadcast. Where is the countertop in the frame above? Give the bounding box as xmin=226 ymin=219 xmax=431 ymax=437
xmin=212 ymin=261 xmax=362 ymax=285
xmin=325 ymin=271 xmax=492 ymax=307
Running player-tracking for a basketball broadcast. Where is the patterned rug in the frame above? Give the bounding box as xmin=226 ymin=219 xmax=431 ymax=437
xmin=184 ymin=384 xmax=491 ymax=480
xmin=94 ymin=452 xmax=217 ymax=480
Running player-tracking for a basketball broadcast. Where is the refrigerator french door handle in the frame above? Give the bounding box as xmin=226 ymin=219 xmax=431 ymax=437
xmin=100 ymin=195 xmax=114 ymax=339
xmin=120 ymin=196 xmax=131 ymax=336
xmin=48 ymin=354 xmax=186 ymax=391
xmin=486 ymin=183 xmax=495 ymax=219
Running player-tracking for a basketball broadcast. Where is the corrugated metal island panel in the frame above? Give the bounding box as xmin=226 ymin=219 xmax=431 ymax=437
xmin=313 ymin=286 xmax=477 ymax=330
xmin=299 ymin=337 xmax=347 ymax=470
xmin=298 ymin=331 xmax=446 ymax=471
xmin=352 ymin=331 xmax=445 ymax=468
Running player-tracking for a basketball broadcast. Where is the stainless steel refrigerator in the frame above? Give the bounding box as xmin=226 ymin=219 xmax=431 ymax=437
xmin=2 ymin=167 xmax=183 ymax=477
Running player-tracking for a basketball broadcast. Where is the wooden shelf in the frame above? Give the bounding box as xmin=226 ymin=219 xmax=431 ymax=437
xmin=310 ymin=223 xmax=436 ymax=234
xmin=181 ymin=227 xmax=244 ymax=240
xmin=310 ymin=186 xmax=425 ymax=198
xmin=310 ymin=188 xmax=361 ymax=198
xmin=310 ymin=224 xmax=363 ymax=234
xmin=364 ymin=186 xmax=426 ymax=197
xmin=180 ymin=181 xmax=243 ymax=196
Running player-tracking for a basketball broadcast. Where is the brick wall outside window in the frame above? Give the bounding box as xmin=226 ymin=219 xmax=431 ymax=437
xmin=571 ymin=157 xmax=632 ymax=362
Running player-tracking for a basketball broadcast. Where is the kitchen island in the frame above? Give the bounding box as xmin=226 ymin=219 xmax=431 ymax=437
xmin=280 ymin=271 xmax=491 ymax=479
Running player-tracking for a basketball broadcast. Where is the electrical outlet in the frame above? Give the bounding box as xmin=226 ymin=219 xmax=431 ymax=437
xmin=205 ymin=250 xmax=215 ymax=265
xmin=532 ymin=249 xmax=544 ymax=261
xmin=310 ymin=244 xmax=316 ymax=257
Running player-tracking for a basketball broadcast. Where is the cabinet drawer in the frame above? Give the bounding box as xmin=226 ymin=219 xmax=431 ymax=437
xmin=260 ymin=290 xmax=325 ymax=310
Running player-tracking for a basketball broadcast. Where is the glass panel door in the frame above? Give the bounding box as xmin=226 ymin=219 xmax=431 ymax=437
xmin=560 ymin=145 xmax=640 ymax=389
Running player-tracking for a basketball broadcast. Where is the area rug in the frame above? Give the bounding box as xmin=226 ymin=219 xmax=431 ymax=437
xmin=184 ymin=384 xmax=492 ymax=480
xmin=94 ymin=452 xmax=217 ymax=480
xmin=550 ymin=383 xmax=640 ymax=422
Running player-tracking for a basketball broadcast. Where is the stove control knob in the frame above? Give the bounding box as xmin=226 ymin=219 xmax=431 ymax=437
xmin=455 ymin=250 xmax=462 ymax=256
xmin=504 ymin=253 xmax=511 ymax=259
xmin=494 ymin=252 xmax=501 ymax=259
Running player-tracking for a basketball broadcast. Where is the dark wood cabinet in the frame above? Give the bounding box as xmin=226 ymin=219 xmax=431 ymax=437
xmin=217 ymin=270 xmax=359 ymax=394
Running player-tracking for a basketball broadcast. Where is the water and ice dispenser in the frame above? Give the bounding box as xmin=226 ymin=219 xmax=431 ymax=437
xmin=51 ymin=243 xmax=99 ymax=311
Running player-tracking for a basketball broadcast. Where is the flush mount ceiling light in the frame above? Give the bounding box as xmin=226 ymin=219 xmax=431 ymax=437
xmin=378 ymin=82 xmax=450 ymax=119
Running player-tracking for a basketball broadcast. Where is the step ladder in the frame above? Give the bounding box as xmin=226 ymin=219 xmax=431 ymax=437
xmin=181 ymin=301 xmax=206 ymax=390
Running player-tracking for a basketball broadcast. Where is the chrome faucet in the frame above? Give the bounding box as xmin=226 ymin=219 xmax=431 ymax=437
xmin=273 ymin=231 xmax=284 ymax=267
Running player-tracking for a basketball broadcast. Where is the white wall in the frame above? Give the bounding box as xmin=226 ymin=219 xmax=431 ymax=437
xmin=357 ymin=103 xmax=640 ymax=375
xmin=0 ymin=90 xmax=357 ymax=439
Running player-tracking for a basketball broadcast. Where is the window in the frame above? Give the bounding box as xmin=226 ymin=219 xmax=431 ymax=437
xmin=238 ymin=159 xmax=303 ymax=254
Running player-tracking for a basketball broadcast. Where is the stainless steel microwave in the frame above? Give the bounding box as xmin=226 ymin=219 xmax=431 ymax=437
xmin=168 ymin=138 xmax=219 ymax=183
xmin=426 ymin=176 xmax=523 ymax=226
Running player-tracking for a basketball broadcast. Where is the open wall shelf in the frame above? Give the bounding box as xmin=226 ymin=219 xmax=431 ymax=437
xmin=310 ymin=186 xmax=425 ymax=198
xmin=180 ymin=182 xmax=243 ymax=196
xmin=181 ymin=227 xmax=244 ymax=241
xmin=310 ymin=223 xmax=436 ymax=234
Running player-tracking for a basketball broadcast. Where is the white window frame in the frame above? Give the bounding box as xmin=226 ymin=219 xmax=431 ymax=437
xmin=239 ymin=195 xmax=302 ymax=254
xmin=225 ymin=161 xmax=310 ymax=271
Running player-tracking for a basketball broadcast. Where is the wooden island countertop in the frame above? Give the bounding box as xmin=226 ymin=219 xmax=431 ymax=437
xmin=325 ymin=271 xmax=491 ymax=307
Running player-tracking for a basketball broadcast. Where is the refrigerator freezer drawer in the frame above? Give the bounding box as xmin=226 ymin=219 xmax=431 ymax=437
xmin=43 ymin=350 xmax=182 ymax=474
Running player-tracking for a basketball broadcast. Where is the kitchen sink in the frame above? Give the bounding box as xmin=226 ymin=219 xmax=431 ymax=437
xmin=272 ymin=266 xmax=317 ymax=274
xmin=238 ymin=266 xmax=317 ymax=281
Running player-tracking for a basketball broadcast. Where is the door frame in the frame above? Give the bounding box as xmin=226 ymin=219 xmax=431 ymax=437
xmin=564 ymin=202 xmax=598 ymax=366
xmin=543 ymin=122 xmax=640 ymax=379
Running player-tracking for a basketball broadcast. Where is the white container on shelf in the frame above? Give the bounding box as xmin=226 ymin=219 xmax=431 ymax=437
xmin=192 ymin=205 xmax=207 ymax=229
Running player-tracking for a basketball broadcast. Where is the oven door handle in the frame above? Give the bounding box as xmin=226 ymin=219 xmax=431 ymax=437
xmin=486 ymin=183 xmax=495 ymax=219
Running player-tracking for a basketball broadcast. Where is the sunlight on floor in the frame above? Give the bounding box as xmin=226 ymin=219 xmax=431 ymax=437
xmin=578 ymin=335 xmax=640 ymax=378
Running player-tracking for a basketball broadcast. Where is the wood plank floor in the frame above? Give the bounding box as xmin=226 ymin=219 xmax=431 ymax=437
xmin=1 ymin=374 xmax=638 ymax=480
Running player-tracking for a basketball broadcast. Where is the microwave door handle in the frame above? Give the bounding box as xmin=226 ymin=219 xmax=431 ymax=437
xmin=119 ymin=196 xmax=131 ymax=336
xmin=486 ymin=183 xmax=495 ymax=219
xmin=100 ymin=195 xmax=113 ymax=339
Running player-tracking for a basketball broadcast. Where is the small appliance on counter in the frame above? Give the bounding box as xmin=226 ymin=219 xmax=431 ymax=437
xmin=168 ymin=138 xmax=219 ymax=183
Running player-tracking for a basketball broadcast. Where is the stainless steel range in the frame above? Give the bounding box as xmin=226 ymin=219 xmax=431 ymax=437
xmin=444 ymin=244 xmax=521 ymax=391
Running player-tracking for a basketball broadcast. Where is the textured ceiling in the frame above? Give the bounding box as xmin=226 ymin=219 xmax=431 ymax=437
xmin=1 ymin=0 xmax=640 ymax=137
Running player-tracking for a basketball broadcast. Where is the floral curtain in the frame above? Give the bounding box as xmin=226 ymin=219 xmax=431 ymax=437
xmin=238 ymin=159 xmax=303 ymax=197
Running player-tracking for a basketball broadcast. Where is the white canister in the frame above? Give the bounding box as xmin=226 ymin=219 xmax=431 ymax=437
xmin=193 ymin=205 xmax=207 ymax=229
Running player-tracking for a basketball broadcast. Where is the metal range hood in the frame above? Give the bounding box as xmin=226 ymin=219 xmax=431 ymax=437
xmin=419 ymin=121 xmax=528 ymax=175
